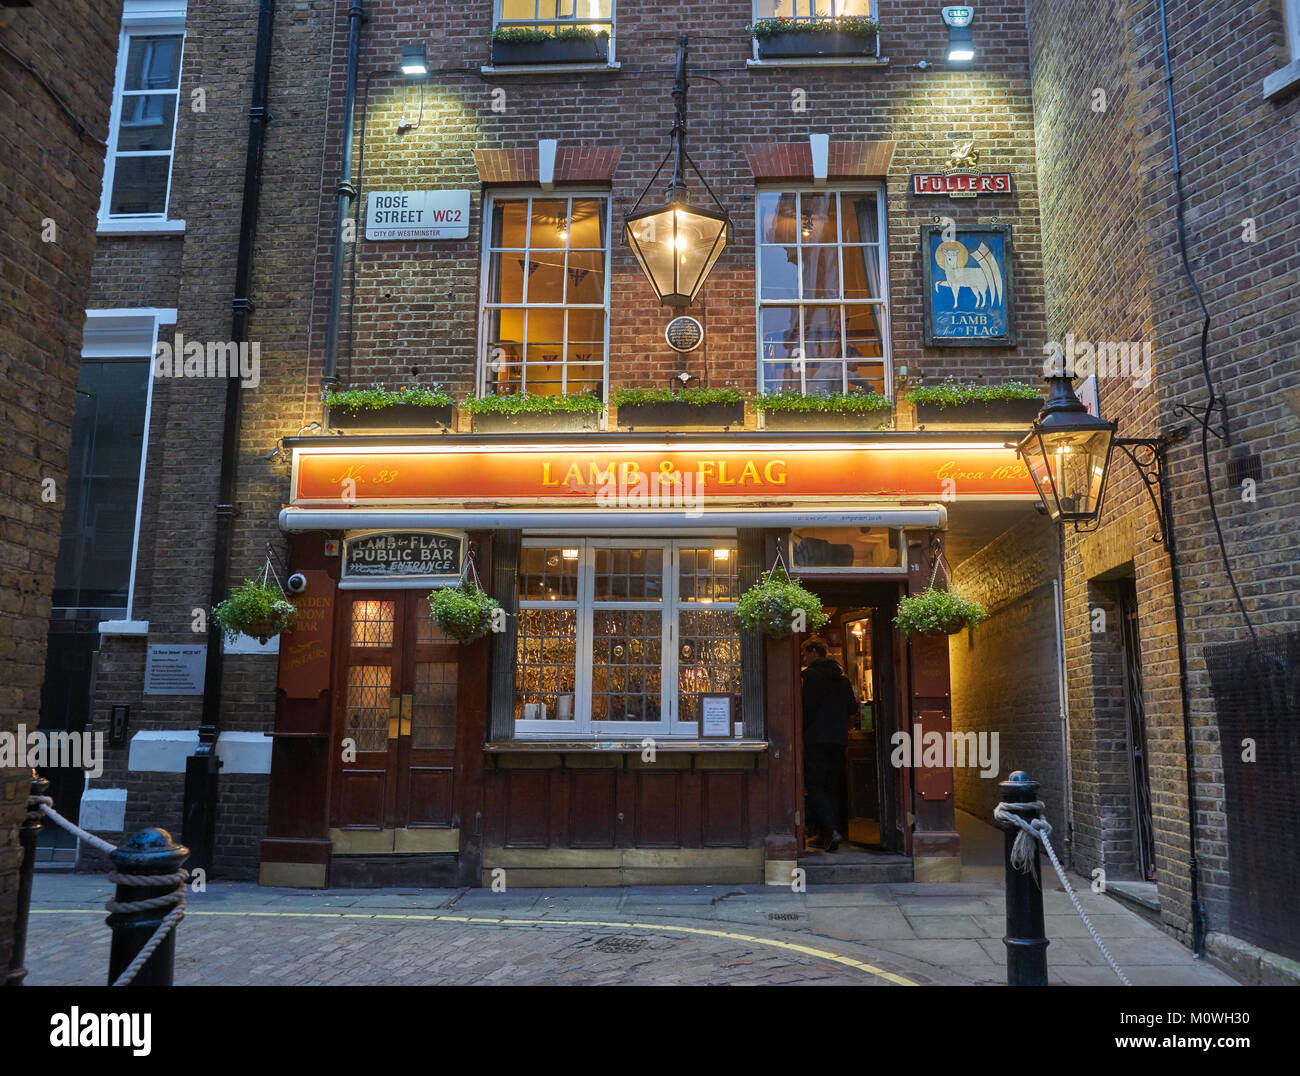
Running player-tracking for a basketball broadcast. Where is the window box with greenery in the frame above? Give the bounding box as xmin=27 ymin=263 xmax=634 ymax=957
xmin=748 ymin=14 xmax=880 ymax=60
xmin=490 ymin=25 xmax=611 ymax=66
xmin=464 ymin=390 xmax=603 ymax=433
xmin=214 ymin=579 xmax=298 ymax=646
xmin=903 ymin=379 xmax=1044 ymax=427
xmin=323 ymin=385 xmax=454 ymax=431
xmin=612 ymin=386 xmax=746 ymax=429
xmin=753 ymin=388 xmax=892 ymax=431
xmin=893 ymin=586 xmax=988 ymax=638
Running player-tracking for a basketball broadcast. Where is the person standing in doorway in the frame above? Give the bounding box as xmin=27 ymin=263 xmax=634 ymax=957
xmin=800 ymin=639 xmax=858 ymax=852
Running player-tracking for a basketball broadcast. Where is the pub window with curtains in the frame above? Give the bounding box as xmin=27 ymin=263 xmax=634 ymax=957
xmin=756 ymin=187 xmax=891 ymax=396
xmin=494 ymin=0 xmax=616 ymax=45
xmin=513 ymin=540 xmax=743 ymax=737
xmin=479 ymin=192 xmax=611 ymax=398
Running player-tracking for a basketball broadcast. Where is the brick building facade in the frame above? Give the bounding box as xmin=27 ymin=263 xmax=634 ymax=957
xmin=28 ymin=0 xmax=1297 ymax=979
xmin=0 ymin=0 xmax=124 ymax=978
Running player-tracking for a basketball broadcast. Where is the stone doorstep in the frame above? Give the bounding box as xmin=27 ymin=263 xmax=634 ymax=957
xmin=1204 ymin=931 xmax=1300 ymax=987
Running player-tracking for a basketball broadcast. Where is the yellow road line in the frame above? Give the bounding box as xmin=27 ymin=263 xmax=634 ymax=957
xmin=32 ymin=907 xmax=917 ymax=985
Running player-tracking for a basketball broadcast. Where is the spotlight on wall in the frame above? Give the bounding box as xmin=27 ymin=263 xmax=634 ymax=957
xmin=941 ymin=6 xmax=975 ymax=63
xmin=400 ymin=43 xmax=428 ymax=77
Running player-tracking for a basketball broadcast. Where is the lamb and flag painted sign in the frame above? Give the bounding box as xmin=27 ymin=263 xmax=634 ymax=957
xmin=911 ymin=141 xmax=1012 ymax=198
xmin=920 ymin=224 xmax=1016 ymax=347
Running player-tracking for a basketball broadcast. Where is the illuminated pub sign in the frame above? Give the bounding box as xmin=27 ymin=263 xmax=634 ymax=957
xmin=342 ymin=530 xmax=464 ymax=578
xmin=293 ymin=444 xmax=1036 ymax=505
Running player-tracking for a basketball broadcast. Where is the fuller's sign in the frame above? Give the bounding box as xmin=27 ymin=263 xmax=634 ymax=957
xmin=365 ymin=190 xmax=471 ymax=240
xmin=343 ymin=530 xmax=464 ymax=578
xmin=912 ymin=172 xmax=1012 ymax=197
xmin=292 ymin=445 xmax=1036 ymax=505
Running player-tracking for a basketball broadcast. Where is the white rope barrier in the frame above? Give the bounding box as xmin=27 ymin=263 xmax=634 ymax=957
xmin=29 ymin=793 xmax=187 ymax=986
xmin=994 ymin=799 xmax=1131 ymax=986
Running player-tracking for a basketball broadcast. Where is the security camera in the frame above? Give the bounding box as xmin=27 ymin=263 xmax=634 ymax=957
xmin=287 ymin=573 xmax=308 ymax=594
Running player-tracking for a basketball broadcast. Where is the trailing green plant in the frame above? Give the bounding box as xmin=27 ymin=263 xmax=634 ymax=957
xmin=323 ymin=384 xmax=452 ymax=411
xmin=490 ymin=25 xmax=608 ymax=45
xmin=735 ymin=565 xmax=830 ymax=640
xmin=747 ymin=14 xmax=879 ymax=39
xmin=751 ymin=388 xmax=891 ymax=414
xmin=893 ymin=586 xmax=988 ymax=638
xmin=462 ymin=390 xmax=604 ymax=415
xmin=213 ymin=579 xmax=298 ymax=645
xmin=429 ymin=579 xmax=501 ymax=644
xmin=611 ymin=385 xmax=746 ymax=407
xmin=901 ymin=378 xmax=1042 ymax=409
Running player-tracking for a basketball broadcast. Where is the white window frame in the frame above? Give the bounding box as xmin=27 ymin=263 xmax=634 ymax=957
xmin=98 ymin=2 xmax=187 ymax=234
xmin=493 ymin=0 xmax=618 ymax=63
xmin=477 ymin=188 xmax=612 ymax=399
xmin=749 ymin=0 xmax=880 ymax=64
xmin=754 ymin=184 xmax=892 ymax=397
xmin=77 ymin=307 xmax=176 ymax=635
xmin=1288 ymin=0 xmax=1300 ymax=60
xmin=514 ymin=538 xmax=740 ymax=739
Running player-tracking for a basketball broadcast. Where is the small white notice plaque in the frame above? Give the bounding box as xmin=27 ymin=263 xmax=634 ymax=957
xmin=701 ymin=695 xmax=733 ymax=738
xmin=365 ymin=190 xmax=471 ymax=240
xmin=144 ymin=645 xmax=207 ymax=695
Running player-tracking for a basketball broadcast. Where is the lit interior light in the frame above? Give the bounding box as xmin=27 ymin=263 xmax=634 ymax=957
xmin=713 ymin=548 xmax=731 ymax=561
xmin=562 ymin=548 xmax=580 ymax=561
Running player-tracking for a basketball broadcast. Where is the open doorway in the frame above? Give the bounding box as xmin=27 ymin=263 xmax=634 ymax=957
xmin=796 ymin=579 xmax=906 ymax=858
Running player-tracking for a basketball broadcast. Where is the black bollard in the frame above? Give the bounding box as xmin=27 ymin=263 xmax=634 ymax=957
xmin=106 ymin=828 xmax=189 ymax=987
xmin=5 ymin=770 xmax=48 ymax=986
xmin=999 ymin=770 xmax=1048 ymax=986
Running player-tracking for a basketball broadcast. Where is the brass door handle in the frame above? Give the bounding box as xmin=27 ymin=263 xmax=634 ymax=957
xmin=388 ymin=696 xmax=401 ymax=741
xmin=400 ymin=694 xmax=412 ymax=738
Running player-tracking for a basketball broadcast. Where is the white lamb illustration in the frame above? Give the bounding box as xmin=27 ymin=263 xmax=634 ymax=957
xmin=934 ymin=240 xmax=1004 ymax=309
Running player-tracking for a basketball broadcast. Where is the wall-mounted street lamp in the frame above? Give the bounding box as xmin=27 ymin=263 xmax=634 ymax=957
xmin=942 ymin=6 xmax=975 ymax=63
xmin=400 ymin=43 xmax=428 ymax=77
xmin=1016 ymin=373 xmax=1184 ymax=550
xmin=624 ymin=35 xmax=731 ymax=308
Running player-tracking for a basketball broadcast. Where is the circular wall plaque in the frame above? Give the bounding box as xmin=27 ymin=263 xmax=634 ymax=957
xmin=664 ymin=316 xmax=704 ymax=353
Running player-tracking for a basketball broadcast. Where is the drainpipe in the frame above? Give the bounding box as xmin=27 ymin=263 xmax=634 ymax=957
xmin=183 ymin=0 xmax=276 ymax=874
xmin=321 ymin=0 xmax=365 ymax=414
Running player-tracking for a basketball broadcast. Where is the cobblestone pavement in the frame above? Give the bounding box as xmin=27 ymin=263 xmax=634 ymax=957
xmin=24 ymin=871 xmax=1235 ymax=987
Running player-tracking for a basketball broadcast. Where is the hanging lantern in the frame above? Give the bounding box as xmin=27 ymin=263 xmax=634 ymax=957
xmin=1016 ymin=375 xmax=1117 ymax=523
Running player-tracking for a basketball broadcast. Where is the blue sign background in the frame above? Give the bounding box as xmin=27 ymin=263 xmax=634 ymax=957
xmin=928 ymin=230 xmax=1009 ymax=340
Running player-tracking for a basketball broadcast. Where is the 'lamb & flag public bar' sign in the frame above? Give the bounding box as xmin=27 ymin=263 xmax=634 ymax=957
xmin=342 ymin=531 xmax=464 ymax=578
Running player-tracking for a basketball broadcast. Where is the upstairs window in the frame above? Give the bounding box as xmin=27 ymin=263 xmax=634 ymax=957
xmin=754 ymin=0 xmax=873 ymax=23
xmin=756 ymin=187 xmax=891 ymax=396
xmin=480 ymin=193 xmax=610 ymax=398
xmin=494 ymin=1 xmax=616 ymax=63
xmin=102 ymin=20 xmax=185 ymax=223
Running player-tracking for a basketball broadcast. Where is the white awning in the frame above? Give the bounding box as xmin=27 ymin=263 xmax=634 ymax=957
xmin=278 ymin=504 xmax=948 ymax=532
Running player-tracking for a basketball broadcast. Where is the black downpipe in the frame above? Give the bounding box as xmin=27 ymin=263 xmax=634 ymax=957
xmin=321 ymin=0 xmax=365 ymax=411
xmin=183 ymin=0 xmax=276 ymax=874
xmin=1155 ymin=0 xmax=1207 ymax=956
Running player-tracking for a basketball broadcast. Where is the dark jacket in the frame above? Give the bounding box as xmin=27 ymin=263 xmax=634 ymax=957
xmin=801 ymin=658 xmax=858 ymax=746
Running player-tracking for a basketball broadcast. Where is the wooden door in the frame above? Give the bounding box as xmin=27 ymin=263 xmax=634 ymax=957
xmin=331 ymin=591 xmax=461 ymax=853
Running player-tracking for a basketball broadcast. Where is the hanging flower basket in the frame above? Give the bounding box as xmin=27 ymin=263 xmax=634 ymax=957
xmin=735 ymin=563 xmax=829 ymax=640
xmin=214 ymin=578 xmax=298 ymax=645
xmin=429 ymin=578 xmax=500 ymax=644
xmin=893 ymin=586 xmax=988 ymax=638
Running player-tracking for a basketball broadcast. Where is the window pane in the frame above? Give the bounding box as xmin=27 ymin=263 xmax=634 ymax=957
xmin=760 ymin=306 xmax=800 ymax=361
xmin=487 ymin=252 xmax=525 ymax=304
xmin=490 ymin=199 xmax=528 ymax=248
xmin=793 ymin=527 xmax=901 ymax=568
xmin=530 ymin=198 xmax=569 ymax=248
xmin=590 ymin=610 xmax=662 ymax=721
xmin=760 ymin=245 xmax=799 ymax=299
xmin=803 ymin=305 xmax=842 ymax=357
xmin=345 ymin=665 xmax=391 ymax=752
xmin=677 ymin=609 xmax=742 ymax=726
xmin=802 ymin=245 xmax=841 ymax=299
xmin=566 ymin=199 xmax=606 ymax=248
xmin=516 ymin=608 xmax=578 ymax=721
xmin=125 ymin=35 xmax=182 ymax=91
xmin=593 ymin=546 xmax=662 ymax=601
xmin=845 ymin=305 xmax=885 ymax=358
xmin=116 ymin=95 xmax=177 ymax=151
xmin=843 ymin=245 xmax=881 ymax=300
xmin=762 ymin=360 xmax=801 ymax=392
xmin=109 ymin=156 xmax=170 ymax=215
xmin=565 ymin=251 xmax=604 ymax=303
xmin=350 ymin=600 xmax=395 ymax=646
xmin=841 ymin=192 xmax=879 ymax=243
xmin=53 ymin=359 xmax=150 ymax=608
xmin=759 ymin=191 xmax=797 ymax=244
xmin=520 ymin=547 xmax=578 ymax=601
xmin=678 ymin=547 xmax=738 ymax=603
xmin=525 ymin=251 xmax=565 ymax=303
xmin=412 ymin=662 xmax=458 ymax=749
xmin=800 ymin=193 xmax=837 ymax=244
